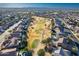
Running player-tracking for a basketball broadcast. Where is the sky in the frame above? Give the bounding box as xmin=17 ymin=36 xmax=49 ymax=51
xmin=0 ymin=3 xmax=79 ymax=8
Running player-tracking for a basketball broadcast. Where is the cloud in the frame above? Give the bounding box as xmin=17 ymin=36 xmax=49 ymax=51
xmin=0 ymin=3 xmax=29 ymax=8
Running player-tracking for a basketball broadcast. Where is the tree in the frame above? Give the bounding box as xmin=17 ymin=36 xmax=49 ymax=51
xmin=66 ymin=37 xmax=72 ymax=44
xmin=77 ymin=22 xmax=79 ymax=27
xmin=71 ymin=46 xmax=78 ymax=54
xmin=37 ymin=49 xmax=45 ymax=56
xmin=41 ymin=39 xmax=48 ymax=44
xmin=41 ymin=38 xmax=52 ymax=45
xmin=18 ymin=40 xmax=27 ymax=50
xmin=46 ymin=38 xmax=52 ymax=43
xmin=51 ymin=19 xmax=55 ymax=28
